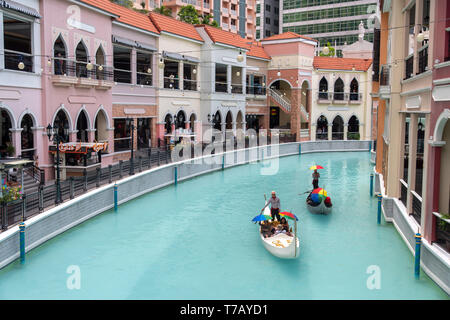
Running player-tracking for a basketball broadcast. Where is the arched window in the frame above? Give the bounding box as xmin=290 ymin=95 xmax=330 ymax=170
xmin=225 ymin=111 xmax=233 ymax=130
xmin=75 ymin=41 xmax=88 ymax=78
xmin=347 ymin=116 xmax=360 ymax=140
xmin=332 ymin=115 xmax=344 ymax=140
xmin=316 ymin=115 xmax=328 ymax=140
xmin=189 ymin=114 xmax=196 ymax=133
xmin=236 ymin=111 xmax=243 ymax=130
xmin=319 ymin=77 xmax=328 ymax=100
xmin=333 ymin=78 xmax=344 ymax=100
xmin=95 ymin=109 xmax=108 ymax=142
xmin=21 ymin=114 xmax=34 ymax=159
xmin=350 ymin=78 xmax=359 ymax=101
xmin=53 ymin=110 xmax=70 ymax=143
xmin=95 ymin=46 xmax=105 ymax=80
xmin=164 ymin=114 xmax=173 ymax=134
xmin=213 ymin=111 xmax=221 ymax=131
xmin=53 ymin=35 xmax=67 ymax=75
xmin=0 ymin=109 xmax=13 ymax=157
xmin=76 ymin=110 xmax=89 ymax=142
xmin=176 ymin=111 xmax=186 ymax=129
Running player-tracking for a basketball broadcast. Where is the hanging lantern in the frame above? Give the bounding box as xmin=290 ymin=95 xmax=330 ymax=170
xmin=193 ymin=68 xmax=197 ymax=74
xmin=47 ymin=59 xmax=52 ymax=67
xmin=277 ymin=71 xmax=281 ymax=77
xmin=158 ymin=58 xmax=165 ymax=69
xmin=147 ymin=67 xmax=152 ymax=74
xmin=237 ymin=50 xmax=244 ymax=62
xmin=98 ymin=65 xmax=104 ymax=71
xmin=322 ymin=46 xmax=330 ymax=55
xmin=18 ymin=62 xmax=25 ymax=70
xmin=86 ymin=62 xmax=94 ymax=71
xmin=236 ymin=71 xmax=240 ymax=77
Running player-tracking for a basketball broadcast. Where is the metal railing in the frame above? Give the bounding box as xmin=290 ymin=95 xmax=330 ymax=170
xmin=246 ymin=86 xmax=266 ymax=95
xmin=137 ymin=72 xmax=153 ymax=86
xmin=183 ymin=79 xmax=197 ymax=91
xmin=164 ymin=77 xmax=180 ymax=89
xmin=23 ymin=165 xmax=45 ymax=186
xmin=268 ymin=88 xmax=291 ymax=112
xmin=435 ymin=214 xmax=450 ymax=253
xmin=332 ymin=132 xmax=344 ymax=140
xmin=318 ymin=92 xmax=330 ymax=100
xmin=52 ymin=57 xmax=114 ymax=81
xmin=405 ymin=55 xmax=414 ymax=80
xmin=215 ymin=81 xmax=228 ymax=93
xmin=400 ymin=181 xmax=408 ymax=208
xmin=411 ymin=193 xmax=422 ymax=225
xmin=231 ymin=83 xmax=243 ymax=94
xmin=380 ymin=64 xmax=390 ymax=86
xmin=418 ymin=45 xmax=428 ymax=74
xmin=4 ymin=50 xmax=33 ymax=72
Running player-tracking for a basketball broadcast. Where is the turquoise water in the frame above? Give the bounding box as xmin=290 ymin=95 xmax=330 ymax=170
xmin=0 ymin=152 xmax=448 ymax=299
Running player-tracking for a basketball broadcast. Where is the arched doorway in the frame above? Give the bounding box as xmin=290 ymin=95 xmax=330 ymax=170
xmin=319 ymin=77 xmax=328 ymax=99
xmin=269 ymin=79 xmax=292 ymax=130
xmin=75 ymin=41 xmax=88 ymax=78
xmin=95 ymin=46 xmax=105 ymax=80
xmin=53 ymin=35 xmax=67 ymax=75
xmin=332 ymin=115 xmax=344 ymax=140
xmin=316 ymin=115 xmax=328 ymax=140
xmin=76 ymin=110 xmax=89 ymax=142
xmin=213 ymin=111 xmax=221 ymax=131
xmin=175 ymin=110 xmax=186 ymax=129
xmin=334 ymin=78 xmax=344 ymax=101
xmin=350 ymin=78 xmax=359 ymax=101
xmin=0 ymin=109 xmax=13 ymax=157
xmin=53 ymin=110 xmax=70 ymax=142
xmin=95 ymin=109 xmax=108 ymax=142
xmin=225 ymin=111 xmax=233 ymax=130
xmin=236 ymin=111 xmax=243 ymax=130
xmin=21 ymin=114 xmax=34 ymax=159
xmin=164 ymin=114 xmax=173 ymax=134
xmin=348 ymin=115 xmax=360 ymax=140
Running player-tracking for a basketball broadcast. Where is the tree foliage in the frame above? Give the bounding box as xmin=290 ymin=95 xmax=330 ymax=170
xmin=110 ymin=0 xmax=134 ymax=8
xmin=319 ymin=42 xmax=336 ymax=57
xmin=153 ymin=5 xmax=172 ymax=16
xmin=177 ymin=5 xmax=200 ymax=24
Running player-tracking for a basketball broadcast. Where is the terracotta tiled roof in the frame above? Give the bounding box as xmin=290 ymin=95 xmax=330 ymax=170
xmin=245 ymin=42 xmax=270 ymax=60
xmin=199 ymin=25 xmax=249 ymax=49
xmin=313 ymin=56 xmax=373 ymax=71
xmin=149 ymin=13 xmax=203 ymax=42
xmin=262 ymin=32 xmax=317 ymax=42
xmin=79 ymin=0 xmax=159 ymax=34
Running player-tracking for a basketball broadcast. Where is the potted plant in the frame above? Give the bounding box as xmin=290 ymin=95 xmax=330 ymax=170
xmin=6 ymin=143 xmax=15 ymax=157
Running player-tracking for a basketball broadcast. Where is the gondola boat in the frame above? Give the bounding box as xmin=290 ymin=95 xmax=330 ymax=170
xmin=306 ymin=188 xmax=332 ymax=215
xmin=258 ymin=203 xmax=300 ymax=259
xmin=306 ymin=199 xmax=332 ymax=215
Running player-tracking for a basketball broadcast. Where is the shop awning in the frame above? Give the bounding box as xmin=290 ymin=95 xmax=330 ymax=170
xmin=0 ymin=159 xmax=34 ymax=170
xmin=183 ymin=54 xmax=200 ymax=63
xmin=0 ymin=0 xmax=41 ymax=18
xmin=112 ymin=35 xmax=136 ymax=47
xmin=163 ymin=51 xmax=184 ymax=61
xmin=135 ymin=41 xmax=157 ymax=51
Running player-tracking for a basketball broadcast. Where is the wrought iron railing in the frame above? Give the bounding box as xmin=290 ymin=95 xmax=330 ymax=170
xmin=4 ymin=50 xmax=33 ymax=72
xmin=380 ymin=64 xmax=390 ymax=86
xmin=405 ymin=55 xmax=414 ymax=79
xmin=246 ymin=86 xmax=266 ymax=95
xmin=418 ymin=45 xmax=428 ymax=74
xmin=400 ymin=181 xmax=408 ymax=208
xmin=164 ymin=77 xmax=179 ymax=89
xmin=411 ymin=193 xmax=422 ymax=224
xmin=231 ymin=84 xmax=243 ymax=94
xmin=215 ymin=81 xmax=228 ymax=93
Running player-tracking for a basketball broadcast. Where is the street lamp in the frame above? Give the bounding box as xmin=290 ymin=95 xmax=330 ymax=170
xmin=127 ymin=118 xmax=135 ymax=175
xmin=46 ymin=123 xmax=69 ymax=205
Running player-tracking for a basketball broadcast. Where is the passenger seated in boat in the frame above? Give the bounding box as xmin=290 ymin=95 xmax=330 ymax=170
xmin=279 ymin=217 xmax=293 ymax=236
xmin=306 ymin=193 xmax=320 ymax=207
xmin=324 ymin=196 xmax=332 ymax=208
xmin=261 ymin=220 xmax=273 ymax=238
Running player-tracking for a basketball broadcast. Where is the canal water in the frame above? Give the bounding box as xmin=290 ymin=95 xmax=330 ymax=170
xmin=0 ymin=152 xmax=448 ymax=299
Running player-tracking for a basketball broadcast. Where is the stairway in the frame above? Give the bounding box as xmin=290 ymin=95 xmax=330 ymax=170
xmin=268 ymin=88 xmax=310 ymax=121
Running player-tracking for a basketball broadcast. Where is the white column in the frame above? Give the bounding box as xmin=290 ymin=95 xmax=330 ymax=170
xmin=311 ymin=123 xmax=316 ymax=141
xmin=328 ymin=124 xmax=332 ymax=141
xmin=179 ymin=61 xmax=184 ymax=90
xmin=344 ymin=123 xmax=348 ymax=140
xmin=227 ymin=65 xmax=232 ymax=94
xmin=0 ymin=12 xmax=4 ymax=70
xmin=221 ymin=122 xmax=226 ymax=141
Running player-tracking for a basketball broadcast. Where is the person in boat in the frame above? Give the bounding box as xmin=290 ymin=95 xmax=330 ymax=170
xmin=324 ymin=196 xmax=332 ymax=208
xmin=312 ymin=169 xmax=320 ymax=189
xmin=261 ymin=191 xmax=281 ymax=221
xmin=306 ymin=192 xmax=321 ymax=207
xmin=261 ymin=220 xmax=273 ymax=238
xmin=279 ymin=217 xmax=293 ymax=236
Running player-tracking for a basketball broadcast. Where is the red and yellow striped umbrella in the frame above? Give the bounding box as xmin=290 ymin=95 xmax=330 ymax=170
xmin=309 ymin=165 xmax=324 ymax=170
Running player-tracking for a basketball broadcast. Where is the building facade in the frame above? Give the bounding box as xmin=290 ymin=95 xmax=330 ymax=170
xmin=255 ymin=0 xmax=280 ymax=40
xmin=281 ymin=0 xmax=379 ymax=56
xmin=0 ymin=0 xmax=42 ymax=162
xmin=311 ymin=56 xmax=372 ymax=142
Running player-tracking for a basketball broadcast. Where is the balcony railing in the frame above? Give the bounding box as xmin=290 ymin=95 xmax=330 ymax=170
xmin=230 ymin=10 xmax=237 ymax=15
xmin=114 ymin=137 xmax=131 ymax=152
xmin=183 ymin=79 xmax=197 ymax=91
xmin=214 ymin=81 xmax=227 ymax=93
xmin=400 ymin=181 xmax=408 ymax=208
xmin=52 ymin=58 xmax=114 ymax=83
xmin=411 ymin=192 xmax=422 ymax=225
xmin=164 ymin=76 xmax=180 ymax=89
xmin=418 ymin=45 xmax=428 ymax=74
xmin=4 ymin=50 xmax=33 ymax=73
xmin=203 ymin=2 xmax=210 ymax=8
xmin=333 ymin=91 xmax=345 ymax=101
xmin=317 ymin=91 xmax=362 ymax=103
xmin=222 ymin=22 xmax=229 ymax=29
xmin=231 ymin=83 xmax=243 ymax=94
xmin=246 ymin=85 xmax=266 ymax=95
xmin=222 ymin=8 xmax=229 ymax=15
xmin=114 ymin=69 xmax=132 ymax=84
xmin=332 ymin=132 xmax=344 ymax=140
xmin=380 ymin=64 xmax=390 ymax=86
xmin=405 ymin=55 xmax=414 ymax=80
xmin=137 ymin=72 xmax=153 ymax=86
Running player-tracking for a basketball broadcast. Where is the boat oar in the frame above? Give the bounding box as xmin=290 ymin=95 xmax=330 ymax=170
xmin=298 ymin=190 xmax=312 ymax=196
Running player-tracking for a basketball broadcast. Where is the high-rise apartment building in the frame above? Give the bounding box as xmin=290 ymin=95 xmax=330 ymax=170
xmin=255 ymin=0 xmax=280 ymax=40
xmin=280 ymin=0 xmax=379 ymax=55
xmin=135 ymin=0 xmax=257 ymax=39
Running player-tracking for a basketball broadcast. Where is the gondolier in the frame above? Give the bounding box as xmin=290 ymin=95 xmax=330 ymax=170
xmin=261 ymin=191 xmax=281 ymax=221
